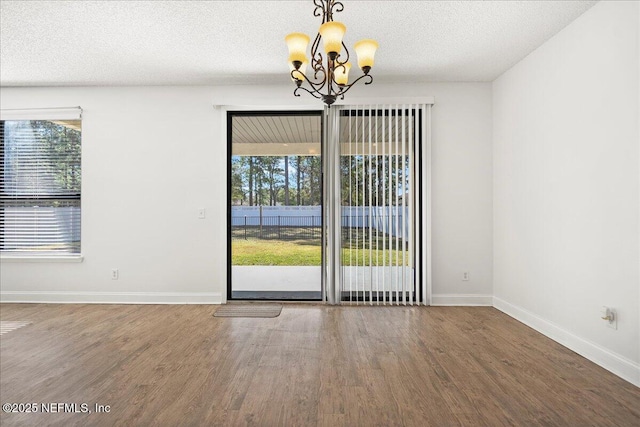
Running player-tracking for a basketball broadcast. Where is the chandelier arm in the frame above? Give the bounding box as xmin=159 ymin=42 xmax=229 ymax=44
xmin=294 ymin=85 xmax=323 ymax=100
xmin=335 ymin=74 xmax=374 ymax=97
xmin=329 ymin=62 xmax=347 ymax=87
xmin=313 ymin=0 xmax=325 ymax=21
xmin=311 ymin=67 xmax=328 ymax=90
xmin=312 ymin=58 xmax=323 ymax=74
xmin=335 ymin=43 xmax=350 ymax=65
xmin=310 ymin=33 xmax=322 ymax=68
xmin=291 ymin=68 xmax=328 ymax=93
xmin=331 ymin=1 xmax=344 ymax=18
xmin=312 ymin=56 xmax=324 ymax=73
xmin=307 ymin=77 xmax=329 ymax=93
xmin=313 ymin=0 xmax=344 ymax=25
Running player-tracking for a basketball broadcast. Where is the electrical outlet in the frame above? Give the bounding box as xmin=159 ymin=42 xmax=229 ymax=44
xmin=606 ymin=310 xmax=617 ymax=330
xmin=111 ymin=269 xmax=119 ymax=280
xmin=462 ymin=271 xmax=470 ymax=281
xmin=601 ymin=306 xmax=617 ymax=330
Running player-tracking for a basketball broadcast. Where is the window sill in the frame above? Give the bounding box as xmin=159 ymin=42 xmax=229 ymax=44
xmin=0 ymin=255 xmax=84 ymax=263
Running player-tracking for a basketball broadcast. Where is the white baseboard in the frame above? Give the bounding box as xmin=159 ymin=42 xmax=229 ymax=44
xmin=0 ymin=291 xmax=222 ymax=304
xmin=431 ymin=294 xmax=493 ymax=306
xmin=493 ymin=297 xmax=640 ymax=387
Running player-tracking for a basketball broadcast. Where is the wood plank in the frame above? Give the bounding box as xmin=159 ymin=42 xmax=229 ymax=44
xmin=0 ymin=304 xmax=638 ymax=426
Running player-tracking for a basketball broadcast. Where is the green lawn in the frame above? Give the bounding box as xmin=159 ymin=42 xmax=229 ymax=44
xmin=232 ymin=238 xmax=408 ymax=266
xmin=232 ymin=239 xmax=321 ymax=266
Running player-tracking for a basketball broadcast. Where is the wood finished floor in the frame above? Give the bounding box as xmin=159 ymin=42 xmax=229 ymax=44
xmin=1 ymin=304 xmax=638 ymax=427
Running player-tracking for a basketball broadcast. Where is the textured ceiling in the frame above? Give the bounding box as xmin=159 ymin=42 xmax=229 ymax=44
xmin=0 ymin=0 xmax=597 ymax=86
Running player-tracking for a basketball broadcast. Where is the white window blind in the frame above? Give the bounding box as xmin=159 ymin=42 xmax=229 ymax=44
xmin=0 ymin=108 xmax=82 ymax=256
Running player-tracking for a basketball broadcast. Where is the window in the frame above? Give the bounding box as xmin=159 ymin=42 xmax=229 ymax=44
xmin=0 ymin=111 xmax=82 ymax=256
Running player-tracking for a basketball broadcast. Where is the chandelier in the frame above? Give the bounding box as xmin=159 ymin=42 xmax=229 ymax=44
xmin=285 ymin=0 xmax=378 ymax=106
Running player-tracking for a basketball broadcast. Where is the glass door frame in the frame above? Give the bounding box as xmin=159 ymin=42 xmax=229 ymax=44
xmin=226 ymin=109 xmax=324 ymax=301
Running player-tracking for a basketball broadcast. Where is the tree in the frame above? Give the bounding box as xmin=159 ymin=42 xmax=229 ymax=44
xmin=284 ymin=156 xmax=290 ymax=205
xmin=248 ymin=157 xmax=254 ymax=206
xmin=37 ymin=120 xmax=81 ymax=193
xmin=296 ymin=156 xmax=301 ymax=205
xmin=263 ymin=156 xmax=283 ymax=206
xmin=232 ymin=154 xmax=324 ymax=207
xmin=230 ymin=157 xmax=245 ymax=205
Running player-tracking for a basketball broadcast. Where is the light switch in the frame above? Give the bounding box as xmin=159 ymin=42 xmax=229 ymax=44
xmin=198 ymin=208 xmax=206 ymax=219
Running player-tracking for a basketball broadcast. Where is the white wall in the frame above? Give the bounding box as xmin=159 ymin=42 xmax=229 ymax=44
xmin=493 ymin=0 xmax=640 ymax=386
xmin=0 ymin=82 xmax=493 ymax=304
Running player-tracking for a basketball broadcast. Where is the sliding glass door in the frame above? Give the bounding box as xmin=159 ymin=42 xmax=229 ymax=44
xmin=227 ymin=104 xmax=431 ymax=304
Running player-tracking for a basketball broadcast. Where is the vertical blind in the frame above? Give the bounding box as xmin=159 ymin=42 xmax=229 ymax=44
xmin=324 ymin=103 xmax=431 ymax=305
xmin=0 ymin=109 xmax=82 ymax=255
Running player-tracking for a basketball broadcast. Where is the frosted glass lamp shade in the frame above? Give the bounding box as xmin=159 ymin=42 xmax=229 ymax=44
xmin=285 ymin=33 xmax=310 ymax=64
xmin=334 ymin=62 xmax=351 ymax=85
xmin=319 ymin=22 xmax=346 ymax=55
xmin=289 ymin=61 xmax=307 ymax=81
xmin=354 ymin=39 xmax=378 ymax=70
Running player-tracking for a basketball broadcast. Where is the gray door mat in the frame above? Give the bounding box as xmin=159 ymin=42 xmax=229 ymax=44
xmin=213 ymin=305 xmax=283 ymax=318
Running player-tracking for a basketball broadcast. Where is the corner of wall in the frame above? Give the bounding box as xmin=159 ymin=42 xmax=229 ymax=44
xmin=493 ymin=297 xmax=640 ymax=387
